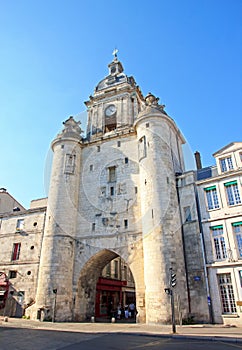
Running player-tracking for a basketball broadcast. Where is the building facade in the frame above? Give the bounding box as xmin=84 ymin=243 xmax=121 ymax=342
xmin=3 ymin=55 xmax=235 ymax=324
xmin=196 ymin=142 xmax=242 ymax=326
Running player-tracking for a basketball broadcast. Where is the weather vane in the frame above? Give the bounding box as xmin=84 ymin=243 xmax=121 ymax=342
xmin=112 ymin=48 xmax=118 ymax=58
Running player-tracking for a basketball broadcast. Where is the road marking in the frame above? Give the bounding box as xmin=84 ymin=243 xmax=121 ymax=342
xmin=130 ymin=339 xmax=170 ymax=348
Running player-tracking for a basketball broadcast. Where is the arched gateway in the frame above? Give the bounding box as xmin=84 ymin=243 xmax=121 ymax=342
xmin=27 ymin=55 xmax=210 ymax=324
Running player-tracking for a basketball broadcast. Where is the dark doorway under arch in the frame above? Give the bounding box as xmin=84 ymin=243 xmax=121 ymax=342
xmin=95 ymin=256 xmax=135 ymax=322
xmin=74 ymin=249 xmax=136 ymax=322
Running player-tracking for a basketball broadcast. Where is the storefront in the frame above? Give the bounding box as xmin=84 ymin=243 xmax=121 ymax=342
xmin=0 ymin=272 xmax=9 ymax=311
xmin=95 ymin=277 xmax=127 ymax=318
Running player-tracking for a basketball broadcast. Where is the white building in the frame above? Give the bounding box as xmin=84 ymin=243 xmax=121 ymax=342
xmin=197 ymin=142 xmax=242 ymax=325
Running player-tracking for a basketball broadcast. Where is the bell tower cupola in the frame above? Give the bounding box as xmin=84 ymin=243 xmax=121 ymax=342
xmin=85 ymin=51 xmax=144 ymax=140
xmin=108 ymin=49 xmax=124 ymax=76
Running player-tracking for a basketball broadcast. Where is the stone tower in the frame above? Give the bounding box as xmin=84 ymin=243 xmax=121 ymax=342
xmin=34 ymin=117 xmax=83 ymax=320
xmin=29 ymin=54 xmax=209 ymax=323
xmin=134 ymin=93 xmax=188 ymax=323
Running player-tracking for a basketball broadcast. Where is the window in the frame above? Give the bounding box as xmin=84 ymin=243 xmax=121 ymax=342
xmin=211 ymin=226 xmax=227 ymax=261
xmin=114 ymin=260 xmax=119 ymax=279
xmin=117 ymin=141 xmax=121 ymax=147
xmin=110 ymin=187 xmax=114 ymax=196
xmin=123 ymin=265 xmax=127 ymax=280
xmin=135 ymin=187 xmax=138 ymax=194
xmin=224 ymin=181 xmax=241 ymax=206
xmin=92 ymin=223 xmax=96 ymax=231
xmin=9 ymin=271 xmax=17 ymax=279
xmin=239 ymin=270 xmax=242 ymax=287
xmin=220 ymin=156 xmax=234 ymax=172
xmin=108 ymin=166 xmax=116 ymax=182
xmin=97 ymin=146 xmax=100 ymax=152
xmin=218 ymin=273 xmax=237 ymax=314
xmin=124 ymin=219 xmax=128 ymax=229
xmin=11 ymin=243 xmax=21 ymax=261
xmin=102 ymin=218 xmax=109 ymax=226
xmin=90 ymin=164 xmax=93 ymax=171
xmin=232 ymin=222 xmax=242 ymax=258
xmin=146 ymin=123 xmax=149 ymax=128
xmin=100 ymin=186 xmax=106 ymax=197
xmin=64 ymin=154 xmax=76 ymax=174
xmin=16 ymin=219 xmax=24 ymax=231
xmin=106 ymin=263 xmax=111 ymax=277
xmin=204 ymin=186 xmax=220 ymax=210
xmin=125 ymin=157 xmax=129 ymax=164
xmin=138 ymin=136 xmax=147 ymax=161
xmin=184 ymin=206 xmax=192 ymax=222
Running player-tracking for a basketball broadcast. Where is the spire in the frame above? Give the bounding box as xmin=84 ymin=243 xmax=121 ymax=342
xmin=108 ymin=48 xmax=123 ymax=76
xmin=112 ymin=48 xmax=118 ymax=59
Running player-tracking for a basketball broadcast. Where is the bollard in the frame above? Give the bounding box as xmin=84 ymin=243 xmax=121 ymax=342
xmin=91 ymin=316 xmax=95 ymax=323
xmin=111 ymin=317 xmax=115 ymax=323
xmin=3 ymin=317 xmax=8 ymax=322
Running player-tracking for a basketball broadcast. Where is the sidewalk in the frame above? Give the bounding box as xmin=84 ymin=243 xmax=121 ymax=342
xmin=1 ymin=317 xmax=242 ymax=343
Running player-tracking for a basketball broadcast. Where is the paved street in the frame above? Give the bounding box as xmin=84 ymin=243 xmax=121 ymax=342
xmin=1 ymin=318 xmax=242 ymax=349
xmin=0 ymin=328 xmax=242 ymax=350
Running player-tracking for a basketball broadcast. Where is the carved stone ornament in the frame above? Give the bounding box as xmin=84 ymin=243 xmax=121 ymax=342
xmin=144 ymin=93 xmax=166 ymax=111
xmin=59 ymin=116 xmax=83 ymax=139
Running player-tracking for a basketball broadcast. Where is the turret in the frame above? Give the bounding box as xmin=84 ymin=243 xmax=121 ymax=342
xmin=34 ymin=117 xmax=83 ymax=321
xmin=134 ymin=93 xmax=188 ymax=323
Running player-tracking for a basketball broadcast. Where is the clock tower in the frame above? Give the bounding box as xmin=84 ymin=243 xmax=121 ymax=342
xmin=85 ymin=54 xmax=144 ymax=138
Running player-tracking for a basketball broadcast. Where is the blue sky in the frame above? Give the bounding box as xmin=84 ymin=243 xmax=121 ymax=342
xmin=0 ymin=0 xmax=241 ymax=208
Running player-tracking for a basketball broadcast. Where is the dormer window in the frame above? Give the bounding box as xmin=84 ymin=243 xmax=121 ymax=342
xmin=220 ymin=156 xmax=233 ymax=172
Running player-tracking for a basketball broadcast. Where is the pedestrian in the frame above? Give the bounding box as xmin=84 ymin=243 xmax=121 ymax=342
xmin=129 ymin=302 xmax=135 ymax=318
xmin=124 ymin=305 xmax=129 ymax=319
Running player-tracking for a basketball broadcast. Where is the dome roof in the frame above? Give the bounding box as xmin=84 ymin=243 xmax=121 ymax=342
xmin=94 ymin=57 xmax=136 ymax=92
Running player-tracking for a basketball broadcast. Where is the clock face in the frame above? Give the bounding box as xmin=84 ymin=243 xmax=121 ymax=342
xmin=105 ymin=104 xmax=117 ymax=117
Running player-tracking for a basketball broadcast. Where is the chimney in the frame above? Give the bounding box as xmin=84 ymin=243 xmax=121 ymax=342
xmin=194 ymin=151 xmax=202 ymax=170
xmin=0 ymin=188 xmax=7 ymax=192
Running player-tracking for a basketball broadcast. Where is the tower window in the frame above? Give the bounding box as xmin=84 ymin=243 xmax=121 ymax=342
xmin=117 ymin=141 xmax=121 ymax=147
xmin=138 ymin=136 xmax=147 ymax=161
xmin=125 ymin=157 xmax=129 ymax=164
xmin=90 ymin=164 xmax=93 ymax=171
xmin=135 ymin=186 xmax=138 ymax=194
xmin=92 ymin=223 xmax=96 ymax=231
xmin=110 ymin=187 xmax=114 ymax=196
xmin=146 ymin=123 xmax=149 ymax=128
xmin=124 ymin=219 xmax=128 ymax=229
xmin=97 ymin=146 xmax=100 ymax=152
xmin=64 ymin=154 xmax=76 ymax=174
xmin=108 ymin=166 xmax=116 ymax=182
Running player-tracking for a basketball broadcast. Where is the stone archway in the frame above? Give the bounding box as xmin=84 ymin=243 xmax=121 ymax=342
xmin=74 ymin=249 xmax=118 ymax=321
xmin=74 ymin=249 xmax=138 ymax=322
